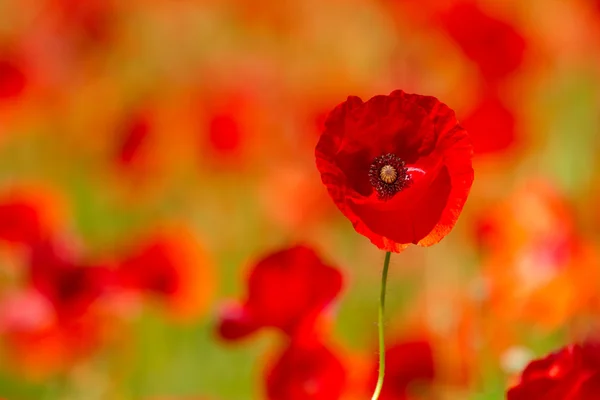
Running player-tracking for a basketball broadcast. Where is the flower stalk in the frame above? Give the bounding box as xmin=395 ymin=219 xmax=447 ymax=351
xmin=371 ymin=251 xmax=391 ymax=400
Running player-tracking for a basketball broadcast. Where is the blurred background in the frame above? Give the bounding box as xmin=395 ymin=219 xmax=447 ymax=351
xmin=0 ymin=0 xmax=600 ymax=399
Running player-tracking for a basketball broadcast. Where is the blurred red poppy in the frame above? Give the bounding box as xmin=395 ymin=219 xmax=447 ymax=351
xmin=258 ymin=163 xmax=335 ymax=235
xmin=475 ymin=180 xmax=576 ymax=255
xmin=0 ymin=201 xmax=48 ymax=246
xmin=0 ymin=289 xmax=116 ymax=380
xmin=265 ymin=338 xmax=347 ymax=400
xmin=477 ymin=180 xmax=600 ymax=330
xmin=208 ymin=113 xmax=243 ymax=156
xmin=0 ymin=188 xmax=114 ymax=321
xmin=369 ymin=339 xmax=435 ymax=400
xmin=461 ymin=94 xmax=517 ymax=155
xmin=106 ymin=99 xmax=197 ymax=195
xmin=0 ymin=187 xmax=64 ymax=246
xmin=217 ymin=245 xmax=343 ymax=340
xmin=28 ymin=241 xmax=114 ymax=321
xmin=0 ymin=56 xmax=27 ymax=101
xmin=118 ymin=240 xmax=179 ymax=295
xmin=315 ymin=90 xmax=473 ymax=252
xmin=438 ymin=1 xmax=526 ymax=83
xmin=51 ymin=0 xmax=118 ymax=49
xmin=508 ymin=341 xmax=600 ymax=400
xmin=116 ymin=226 xmax=213 ymax=320
xmin=116 ymin=111 xmax=152 ymax=167
xmin=195 ymin=89 xmax=260 ymax=170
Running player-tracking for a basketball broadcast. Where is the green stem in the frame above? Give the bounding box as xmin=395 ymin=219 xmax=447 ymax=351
xmin=371 ymin=251 xmax=391 ymax=400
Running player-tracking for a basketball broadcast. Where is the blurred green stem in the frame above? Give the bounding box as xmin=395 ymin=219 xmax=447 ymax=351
xmin=371 ymin=251 xmax=391 ymax=400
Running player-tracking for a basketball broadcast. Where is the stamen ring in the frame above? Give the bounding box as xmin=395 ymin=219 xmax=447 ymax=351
xmin=368 ymin=153 xmax=411 ymax=200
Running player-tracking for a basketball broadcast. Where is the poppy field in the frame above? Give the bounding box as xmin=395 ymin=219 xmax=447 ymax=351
xmin=1 ymin=0 xmax=600 ymax=399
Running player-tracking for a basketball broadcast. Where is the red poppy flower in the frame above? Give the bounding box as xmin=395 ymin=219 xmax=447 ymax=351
xmin=108 ymin=103 xmax=190 ymax=191
xmin=116 ymin=227 xmax=213 ymax=320
xmin=258 ymin=163 xmax=336 ymax=235
xmin=438 ymin=2 xmax=526 ymax=83
xmin=315 ymin=90 xmax=473 ymax=252
xmin=0 ymin=56 xmax=26 ymax=100
xmin=51 ymin=0 xmax=117 ymax=49
xmin=118 ymin=240 xmax=180 ymax=295
xmin=197 ymin=90 xmax=257 ymax=170
xmin=461 ymin=94 xmax=517 ymax=155
xmin=116 ymin=111 xmax=152 ymax=167
xmin=369 ymin=339 xmax=436 ymax=400
xmin=476 ymin=180 xmax=600 ymax=330
xmin=265 ymin=338 xmax=347 ymax=400
xmin=217 ymin=245 xmax=343 ymax=340
xmin=208 ymin=113 xmax=243 ymax=156
xmin=0 ymin=188 xmax=64 ymax=246
xmin=508 ymin=341 xmax=600 ymax=400
xmin=28 ymin=241 xmax=113 ymax=321
xmin=0 ymin=200 xmax=47 ymax=245
xmin=0 ymin=289 xmax=113 ymax=379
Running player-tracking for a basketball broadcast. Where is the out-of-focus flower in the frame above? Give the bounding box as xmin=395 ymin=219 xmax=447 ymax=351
xmin=217 ymin=246 xmax=346 ymax=398
xmin=50 ymin=0 xmax=119 ymax=50
xmin=315 ymin=90 xmax=473 ymax=252
xmin=107 ymin=84 xmax=270 ymax=183
xmin=0 ymin=289 xmax=114 ymax=380
xmin=461 ymin=93 xmax=518 ymax=156
xmin=194 ymin=88 xmax=268 ymax=171
xmin=257 ymin=163 xmax=335 ymax=235
xmin=438 ymin=1 xmax=526 ymax=83
xmin=0 ymin=48 xmax=35 ymax=140
xmin=265 ymin=337 xmax=347 ymax=400
xmin=28 ymin=240 xmax=114 ymax=321
xmin=404 ymin=290 xmax=478 ymax=390
xmin=478 ymin=180 xmax=600 ymax=330
xmin=507 ymin=340 xmax=600 ymax=400
xmin=217 ymin=245 xmax=343 ymax=340
xmin=103 ymin=97 xmax=197 ymax=197
xmin=207 ymin=112 xmax=243 ymax=159
xmin=0 ymin=187 xmax=65 ymax=246
xmin=0 ymin=54 xmax=27 ymax=101
xmin=369 ymin=339 xmax=435 ymax=400
xmin=109 ymin=103 xmax=161 ymax=174
xmin=476 ymin=180 xmax=576 ymax=254
xmin=115 ymin=110 xmax=153 ymax=168
xmin=0 ymin=188 xmax=114 ymax=323
xmin=116 ymin=226 xmax=213 ymax=321
xmin=483 ymin=240 xmax=598 ymax=331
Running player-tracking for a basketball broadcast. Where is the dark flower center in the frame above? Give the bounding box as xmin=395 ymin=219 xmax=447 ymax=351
xmin=369 ymin=153 xmax=411 ymax=200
